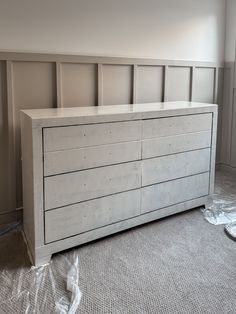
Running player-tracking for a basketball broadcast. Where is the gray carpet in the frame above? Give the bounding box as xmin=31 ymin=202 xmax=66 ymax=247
xmin=0 ymin=171 xmax=236 ymax=313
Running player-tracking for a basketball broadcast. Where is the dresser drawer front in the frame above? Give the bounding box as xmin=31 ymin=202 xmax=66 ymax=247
xmin=142 ymin=148 xmax=210 ymax=186
xmin=45 ymin=189 xmax=141 ymax=243
xmin=44 ymin=161 xmax=141 ymax=210
xmin=44 ymin=120 xmax=141 ymax=152
xmin=142 ymin=172 xmax=209 ymax=213
xmin=142 ymin=131 xmax=211 ymax=159
xmin=44 ymin=141 xmax=141 ymax=176
xmin=142 ymin=113 xmax=212 ymax=139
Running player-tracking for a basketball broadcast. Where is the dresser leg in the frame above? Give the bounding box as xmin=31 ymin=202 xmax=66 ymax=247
xmin=34 ymin=254 xmax=52 ymax=267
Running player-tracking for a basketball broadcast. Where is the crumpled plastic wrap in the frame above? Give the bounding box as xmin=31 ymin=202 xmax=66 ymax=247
xmin=202 ymin=171 xmax=236 ymax=225
xmin=202 ymin=194 xmax=236 ymax=225
xmin=0 ymin=224 xmax=82 ymax=314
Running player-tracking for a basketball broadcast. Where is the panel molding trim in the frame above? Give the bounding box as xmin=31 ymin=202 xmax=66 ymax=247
xmin=0 ymin=51 xmax=224 ymax=67
xmin=0 ymin=50 xmax=224 ymax=225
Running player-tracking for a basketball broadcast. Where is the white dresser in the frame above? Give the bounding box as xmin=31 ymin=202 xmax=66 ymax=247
xmin=21 ymin=101 xmax=218 ymax=266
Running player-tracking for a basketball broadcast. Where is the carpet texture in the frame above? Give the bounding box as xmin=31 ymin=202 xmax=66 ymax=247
xmin=0 ymin=170 xmax=236 ymax=314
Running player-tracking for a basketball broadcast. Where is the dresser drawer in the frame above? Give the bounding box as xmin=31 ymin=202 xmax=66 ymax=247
xmin=44 ymin=141 xmax=141 ymax=176
xmin=142 ymin=113 xmax=212 ymax=139
xmin=44 ymin=161 xmax=141 ymax=210
xmin=142 ymin=148 xmax=211 ymax=186
xmin=45 ymin=189 xmax=141 ymax=243
xmin=141 ymin=172 xmax=209 ymax=213
xmin=142 ymin=131 xmax=211 ymax=159
xmin=44 ymin=120 xmax=141 ymax=152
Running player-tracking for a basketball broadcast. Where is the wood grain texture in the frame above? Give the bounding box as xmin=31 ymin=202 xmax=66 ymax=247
xmin=44 ymin=141 xmax=141 ymax=176
xmin=142 ymin=148 xmax=211 ymax=186
xmin=142 ymin=131 xmax=211 ymax=159
xmin=38 ymin=197 xmax=208 ymax=259
xmin=21 ymin=113 xmax=45 ymax=258
xmin=44 ymin=161 xmax=141 ymax=210
xmin=209 ymin=110 xmax=218 ymax=194
xmin=142 ymin=113 xmax=212 ymax=139
xmin=21 ymin=114 xmax=35 ymax=253
xmin=141 ymin=172 xmax=209 ymax=213
xmin=45 ymin=189 xmax=141 ymax=243
xmin=44 ymin=120 xmax=141 ymax=152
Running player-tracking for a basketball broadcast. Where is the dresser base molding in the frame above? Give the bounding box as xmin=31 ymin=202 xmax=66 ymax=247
xmin=22 ymin=229 xmax=52 ymax=267
xmin=29 ymin=196 xmax=207 ymax=267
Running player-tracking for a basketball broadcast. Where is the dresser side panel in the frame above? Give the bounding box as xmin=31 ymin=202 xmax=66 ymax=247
xmin=21 ymin=113 xmax=35 ymax=255
xmin=32 ymin=126 xmax=44 ymax=247
xmin=21 ymin=112 xmax=44 ymax=258
xmin=209 ymin=110 xmax=218 ymax=194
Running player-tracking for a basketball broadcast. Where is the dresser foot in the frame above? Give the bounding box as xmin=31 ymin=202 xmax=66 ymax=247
xmin=34 ymin=254 xmax=52 ymax=267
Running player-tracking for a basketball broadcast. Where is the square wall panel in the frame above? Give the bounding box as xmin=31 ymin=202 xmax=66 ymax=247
xmin=12 ymin=61 xmax=56 ymax=207
xmin=137 ymin=66 xmax=164 ymax=103
xmin=168 ymin=66 xmax=191 ymax=101
xmin=193 ymin=67 xmax=215 ymax=103
xmin=13 ymin=61 xmax=56 ymax=126
xmin=61 ymin=63 xmax=97 ymax=107
xmin=102 ymin=65 xmax=132 ymax=106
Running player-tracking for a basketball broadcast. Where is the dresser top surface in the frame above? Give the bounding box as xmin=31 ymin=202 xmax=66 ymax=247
xmin=21 ymin=101 xmax=217 ymax=127
xmin=22 ymin=101 xmax=217 ymax=118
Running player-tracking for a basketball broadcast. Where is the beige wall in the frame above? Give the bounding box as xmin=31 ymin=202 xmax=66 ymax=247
xmin=225 ymin=0 xmax=236 ymax=62
xmin=0 ymin=0 xmax=226 ymax=62
xmin=0 ymin=0 xmax=227 ymax=224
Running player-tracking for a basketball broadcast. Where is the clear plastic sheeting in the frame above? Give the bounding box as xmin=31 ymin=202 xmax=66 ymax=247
xmin=202 ymin=171 xmax=236 ymax=225
xmin=202 ymin=194 xmax=236 ymax=225
xmin=55 ymin=254 xmax=82 ymax=314
xmin=0 ymin=225 xmax=82 ymax=314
